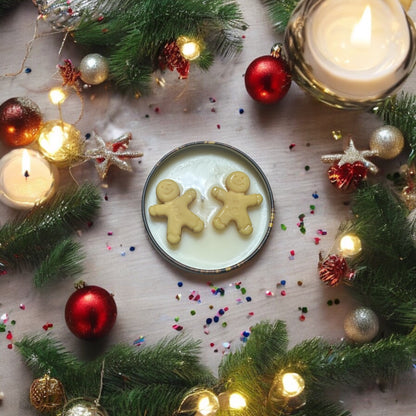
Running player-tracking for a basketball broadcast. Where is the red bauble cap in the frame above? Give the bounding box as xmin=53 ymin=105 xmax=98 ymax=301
xmin=244 ymin=54 xmax=291 ymax=104
xmin=65 ymin=284 xmax=117 ymax=340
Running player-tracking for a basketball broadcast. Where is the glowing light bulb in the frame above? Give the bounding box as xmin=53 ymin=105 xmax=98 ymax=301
xmin=229 ymin=393 xmax=247 ymax=410
xmin=177 ymin=36 xmax=201 ymax=60
xmin=281 ymin=373 xmax=305 ymax=397
xmin=49 ymin=88 xmax=67 ymax=105
xmin=339 ymin=234 xmax=362 ymax=257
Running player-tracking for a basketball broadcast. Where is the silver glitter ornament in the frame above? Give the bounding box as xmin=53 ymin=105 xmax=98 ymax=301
xmin=369 ymin=125 xmax=404 ymax=159
xmin=33 ymin=0 xmax=101 ymax=31
xmin=62 ymin=397 xmax=108 ymax=416
xmin=79 ymin=54 xmax=109 ymax=85
xmin=344 ymin=307 xmax=379 ymax=344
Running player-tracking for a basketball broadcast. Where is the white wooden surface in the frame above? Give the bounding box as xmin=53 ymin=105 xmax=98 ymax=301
xmin=1 ymin=1 xmax=416 ymax=415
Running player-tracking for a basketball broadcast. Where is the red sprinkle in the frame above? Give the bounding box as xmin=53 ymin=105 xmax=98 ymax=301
xmin=6 ymin=331 xmax=12 ymax=340
xmin=314 ymin=237 xmax=321 ymax=245
xmin=289 ymin=143 xmax=296 ymax=150
xmin=299 ymin=315 xmax=306 ymax=321
xmin=281 ymin=290 xmax=286 ymax=296
xmin=290 ymin=250 xmax=295 ymax=256
xmin=210 ymin=342 xmax=215 ymax=347
xmin=19 ymin=304 xmax=25 ymax=310
xmin=217 ymin=124 xmax=221 ymax=129
xmin=172 ymin=324 xmax=183 ymax=331
xmin=7 ymin=343 xmax=13 ymax=349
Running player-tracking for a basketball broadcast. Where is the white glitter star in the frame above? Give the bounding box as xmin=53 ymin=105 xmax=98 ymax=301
xmin=321 ymin=138 xmax=378 ymax=174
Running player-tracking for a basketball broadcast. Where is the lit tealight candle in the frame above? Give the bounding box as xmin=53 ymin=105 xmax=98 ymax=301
xmin=303 ymin=0 xmax=411 ymax=99
xmin=0 ymin=149 xmax=58 ymax=210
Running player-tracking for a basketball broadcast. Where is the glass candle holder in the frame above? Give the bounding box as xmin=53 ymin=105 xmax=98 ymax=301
xmin=284 ymin=0 xmax=416 ymax=109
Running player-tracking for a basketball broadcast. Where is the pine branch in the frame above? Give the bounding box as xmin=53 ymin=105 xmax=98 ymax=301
xmin=261 ymin=0 xmax=300 ymax=32
xmin=373 ymin=92 xmax=416 ymax=163
xmin=33 ymin=239 xmax=85 ymax=288
xmin=0 ymin=183 xmax=101 ymax=284
xmin=343 ymin=184 xmax=416 ymax=332
xmin=73 ymin=0 xmax=246 ymax=94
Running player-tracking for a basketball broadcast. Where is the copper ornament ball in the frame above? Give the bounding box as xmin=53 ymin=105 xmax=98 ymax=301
xmin=0 ymin=97 xmax=42 ymax=147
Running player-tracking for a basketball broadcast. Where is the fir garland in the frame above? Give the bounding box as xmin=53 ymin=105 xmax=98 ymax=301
xmin=16 ymin=320 xmax=416 ymax=416
xmin=0 ymin=182 xmax=101 ymax=287
xmin=261 ymin=0 xmax=300 ymax=32
xmin=38 ymin=0 xmax=247 ymax=95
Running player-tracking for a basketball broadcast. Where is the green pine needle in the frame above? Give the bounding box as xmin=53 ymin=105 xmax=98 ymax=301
xmin=342 ymin=184 xmax=416 ymax=332
xmin=73 ymin=0 xmax=246 ymax=94
xmin=374 ymin=92 xmax=416 ymax=163
xmin=33 ymin=239 xmax=85 ymax=288
xmin=261 ymin=0 xmax=300 ymax=32
xmin=15 ymin=321 xmax=416 ymax=416
xmin=0 ymin=183 xmax=101 ymax=284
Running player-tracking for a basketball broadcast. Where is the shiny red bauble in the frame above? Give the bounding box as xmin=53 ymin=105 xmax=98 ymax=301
xmin=0 ymin=97 xmax=42 ymax=146
xmin=65 ymin=285 xmax=117 ymax=340
xmin=244 ymin=55 xmax=291 ymax=104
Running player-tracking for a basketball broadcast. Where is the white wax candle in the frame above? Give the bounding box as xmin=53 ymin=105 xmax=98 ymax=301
xmin=304 ymin=0 xmax=410 ymax=98
xmin=0 ymin=149 xmax=57 ymax=210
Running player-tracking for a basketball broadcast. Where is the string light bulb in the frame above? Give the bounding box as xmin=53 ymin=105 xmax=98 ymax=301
xmin=196 ymin=392 xmax=220 ymax=416
xmin=49 ymin=88 xmax=67 ymax=105
xmin=228 ymin=393 xmax=247 ymax=410
xmin=268 ymin=371 xmax=306 ymax=412
xmin=339 ymin=234 xmax=362 ymax=257
xmin=177 ymin=389 xmax=219 ymax=416
xmin=177 ymin=36 xmax=202 ymax=60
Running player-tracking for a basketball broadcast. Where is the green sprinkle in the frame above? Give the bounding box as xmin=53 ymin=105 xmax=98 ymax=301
xmin=0 ymin=323 xmax=5 ymax=332
xmin=11 ymin=320 xmax=16 ymax=325
xmin=235 ymin=284 xmax=240 ymax=289
xmin=302 ymin=307 xmax=308 ymax=313
xmin=310 ymin=205 xmax=315 ymax=210
xmin=281 ymin=224 xmax=287 ymax=231
xmin=327 ymin=300 xmax=333 ymax=306
xmin=174 ymin=317 xmax=180 ymax=322
xmin=300 ymin=226 xmax=306 ymax=234
xmin=190 ymin=310 xmax=196 ymax=316
xmin=334 ymin=298 xmax=340 ymax=305
xmin=305 ymin=165 xmax=310 ymax=171
xmin=222 ymin=322 xmax=227 ymax=327
xmin=241 ymin=288 xmax=247 ymax=295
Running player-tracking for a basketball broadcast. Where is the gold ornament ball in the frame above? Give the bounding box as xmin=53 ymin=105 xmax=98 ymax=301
xmin=79 ymin=53 xmax=109 ymax=85
xmin=29 ymin=374 xmax=65 ymax=413
xmin=344 ymin=307 xmax=379 ymax=344
xmin=37 ymin=120 xmax=85 ymax=167
xmin=62 ymin=398 xmax=109 ymax=416
xmin=369 ymin=125 xmax=404 ymax=159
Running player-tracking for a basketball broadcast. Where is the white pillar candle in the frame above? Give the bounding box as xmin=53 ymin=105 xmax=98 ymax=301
xmin=304 ymin=0 xmax=411 ymax=98
xmin=0 ymin=149 xmax=58 ymax=210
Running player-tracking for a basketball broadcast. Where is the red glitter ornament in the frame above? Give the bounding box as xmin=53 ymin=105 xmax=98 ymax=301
xmin=319 ymin=254 xmax=349 ymax=287
xmin=244 ymin=47 xmax=291 ymax=104
xmin=0 ymin=97 xmax=42 ymax=147
xmin=65 ymin=284 xmax=117 ymax=340
xmin=327 ymin=161 xmax=368 ymax=191
xmin=159 ymin=41 xmax=190 ymax=79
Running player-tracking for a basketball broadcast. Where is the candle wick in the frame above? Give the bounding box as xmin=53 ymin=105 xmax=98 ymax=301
xmin=24 ymin=170 xmax=30 ymax=179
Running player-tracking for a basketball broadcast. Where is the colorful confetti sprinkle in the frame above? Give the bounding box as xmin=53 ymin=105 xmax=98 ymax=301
xmin=289 ymin=143 xmax=296 ymax=150
xmin=172 ymin=324 xmax=183 ymax=331
xmin=281 ymin=224 xmax=287 ymax=231
xmin=133 ymin=336 xmax=145 ymax=346
xmin=312 ymin=192 xmax=319 ymax=199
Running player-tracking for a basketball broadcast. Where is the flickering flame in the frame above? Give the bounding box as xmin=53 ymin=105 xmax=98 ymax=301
xmin=21 ymin=149 xmax=30 ymax=176
xmin=350 ymin=5 xmax=372 ymax=47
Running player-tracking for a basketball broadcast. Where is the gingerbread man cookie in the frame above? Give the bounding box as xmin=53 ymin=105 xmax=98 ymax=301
xmin=211 ymin=171 xmax=263 ymax=235
xmin=149 ymin=179 xmax=204 ymax=244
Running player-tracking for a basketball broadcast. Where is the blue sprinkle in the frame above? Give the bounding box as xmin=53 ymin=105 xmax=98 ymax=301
xmin=239 ymin=108 xmax=244 ymax=114
xmin=213 ymin=316 xmax=220 ymax=323
xmin=206 ymin=318 xmax=213 ymax=325
xmin=246 ymin=296 xmax=252 ymax=302
xmin=218 ymin=309 xmax=225 ymax=315
xmin=85 ymin=133 xmax=91 ymax=139
xmin=177 ymin=281 xmax=183 ymax=287
xmin=25 ymin=67 xmax=32 ymax=73
xmin=121 ymin=251 xmax=126 ymax=257
xmin=129 ymin=246 xmax=135 ymax=252
xmin=243 ymin=331 xmax=250 ymax=337
xmin=312 ymin=192 xmax=319 ymax=199
xmin=280 ymin=280 xmax=286 ymax=286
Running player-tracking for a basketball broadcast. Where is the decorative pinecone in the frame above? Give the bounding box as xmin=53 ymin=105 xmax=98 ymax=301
xmin=158 ymin=41 xmax=190 ymax=79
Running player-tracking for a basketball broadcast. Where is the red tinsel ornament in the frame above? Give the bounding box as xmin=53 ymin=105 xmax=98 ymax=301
xmin=159 ymin=41 xmax=190 ymax=79
xmin=65 ymin=283 xmax=117 ymax=340
xmin=244 ymin=45 xmax=291 ymax=104
xmin=327 ymin=161 xmax=368 ymax=192
xmin=319 ymin=254 xmax=349 ymax=287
